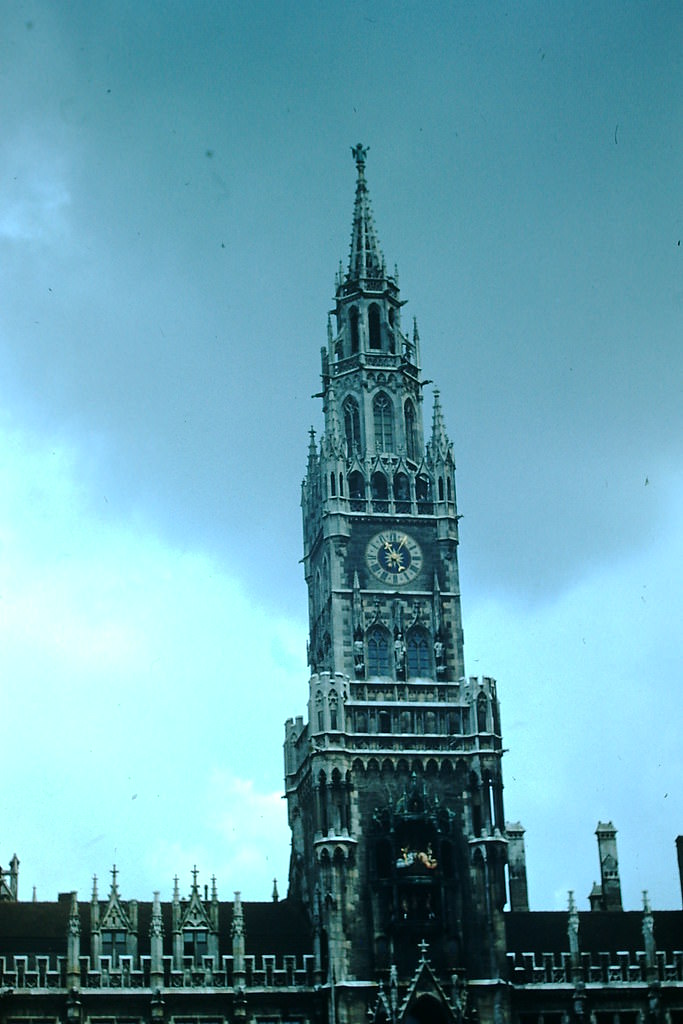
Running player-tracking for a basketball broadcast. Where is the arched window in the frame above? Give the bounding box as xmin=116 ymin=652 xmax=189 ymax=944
xmin=373 ymin=392 xmax=394 ymax=452
xmin=343 ymin=396 xmax=361 ymax=456
xmin=438 ymin=476 xmax=444 ymax=501
xmin=407 ymin=630 xmax=432 ymax=678
xmin=348 ymin=470 xmax=365 ymax=510
xmin=349 ymin=306 xmax=359 ymax=353
xmin=367 ymin=627 xmax=390 ymax=677
xmin=416 ymin=474 xmax=432 ymax=513
xmin=371 ymin=471 xmax=388 ymax=512
xmin=394 ymin=471 xmax=410 ymax=513
xmin=404 ymin=399 xmax=417 ymax=462
xmin=330 ymin=472 xmax=336 ymax=496
xmin=447 ymin=475 xmax=453 ymax=501
xmin=368 ymin=303 xmax=381 ymax=349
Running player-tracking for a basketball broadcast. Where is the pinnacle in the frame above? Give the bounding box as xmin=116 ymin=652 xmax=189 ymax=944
xmin=347 ymin=143 xmax=385 ymax=284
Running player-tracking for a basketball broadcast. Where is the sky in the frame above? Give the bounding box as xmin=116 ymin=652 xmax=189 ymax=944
xmin=1 ymin=1 xmax=681 ymax=914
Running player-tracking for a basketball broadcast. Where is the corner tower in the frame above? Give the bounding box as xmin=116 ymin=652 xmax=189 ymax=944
xmin=285 ymin=147 xmax=509 ymax=1021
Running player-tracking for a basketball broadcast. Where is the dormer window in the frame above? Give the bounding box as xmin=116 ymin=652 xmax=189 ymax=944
xmin=183 ymin=927 xmax=208 ymax=964
xmin=101 ymin=929 xmax=127 ymax=965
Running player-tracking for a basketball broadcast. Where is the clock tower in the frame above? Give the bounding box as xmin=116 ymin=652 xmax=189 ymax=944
xmin=285 ymin=146 xmax=509 ymax=1023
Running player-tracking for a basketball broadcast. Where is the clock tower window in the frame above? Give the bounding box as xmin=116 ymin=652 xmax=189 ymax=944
xmin=373 ymin=392 xmax=394 ymax=452
xmin=343 ymin=396 xmax=361 ymax=456
xmin=404 ymin=399 xmax=417 ymax=463
xmin=367 ymin=626 xmax=390 ymax=677
xmin=371 ymin=471 xmax=388 ymax=512
xmin=368 ymin=303 xmax=381 ymax=349
xmin=407 ymin=629 xmax=433 ymax=679
xmin=394 ymin=471 xmax=410 ymax=513
xmin=348 ymin=470 xmax=366 ymax=511
xmin=349 ymin=305 xmax=360 ymax=353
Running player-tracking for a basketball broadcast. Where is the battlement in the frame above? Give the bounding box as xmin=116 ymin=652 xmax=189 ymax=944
xmin=0 ymin=950 xmax=318 ymax=991
xmin=506 ymin=948 xmax=683 ymax=986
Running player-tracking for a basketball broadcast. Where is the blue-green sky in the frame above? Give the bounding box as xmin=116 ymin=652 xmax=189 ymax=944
xmin=1 ymin=1 xmax=681 ymax=911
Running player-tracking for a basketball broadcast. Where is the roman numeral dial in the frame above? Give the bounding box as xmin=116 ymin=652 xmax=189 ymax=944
xmin=366 ymin=531 xmax=423 ymax=585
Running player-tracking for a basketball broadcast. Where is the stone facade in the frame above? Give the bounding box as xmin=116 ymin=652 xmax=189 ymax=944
xmin=1 ymin=148 xmax=682 ymax=1024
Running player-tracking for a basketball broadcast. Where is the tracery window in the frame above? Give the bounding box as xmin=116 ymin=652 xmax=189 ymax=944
xmin=367 ymin=628 xmax=390 ymax=677
xmin=407 ymin=630 xmax=432 ymax=678
xmin=343 ymin=397 xmax=361 ymax=456
xmin=404 ymin=399 xmax=417 ymax=462
xmin=373 ymin=393 xmax=394 ymax=452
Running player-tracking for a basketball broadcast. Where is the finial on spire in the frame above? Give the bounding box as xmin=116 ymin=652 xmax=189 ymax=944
xmin=347 ymin=143 xmax=385 ymax=284
xmin=351 ymin=142 xmax=369 ymax=172
xmin=110 ymin=864 xmax=119 ymax=894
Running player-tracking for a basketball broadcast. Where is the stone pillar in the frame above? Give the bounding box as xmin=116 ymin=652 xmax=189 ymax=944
xmin=150 ymin=891 xmax=164 ymax=989
xmin=231 ymin=891 xmax=246 ymax=989
xmin=171 ymin=876 xmax=182 ymax=969
xmin=642 ymin=890 xmax=657 ymax=985
xmin=66 ymin=891 xmax=81 ymax=989
xmin=90 ymin=876 xmax=101 ymax=965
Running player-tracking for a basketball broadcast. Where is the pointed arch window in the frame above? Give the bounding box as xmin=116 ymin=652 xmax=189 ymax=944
xmin=416 ymin=474 xmax=432 ymax=514
xmin=367 ymin=627 xmax=390 ymax=677
xmin=368 ymin=303 xmax=381 ymax=349
xmin=373 ymin=393 xmax=394 ymax=452
xmin=349 ymin=306 xmax=360 ymax=354
xmin=348 ymin=470 xmax=365 ymax=511
xmin=371 ymin=471 xmax=388 ymax=513
xmin=343 ymin=396 xmax=361 ymax=456
xmin=404 ymin=399 xmax=417 ymax=463
xmin=394 ymin=472 xmax=410 ymax=513
xmin=407 ymin=630 xmax=433 ymax=679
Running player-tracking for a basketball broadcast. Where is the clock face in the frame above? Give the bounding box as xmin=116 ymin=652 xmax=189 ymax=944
xmin=366 ymin=531 xmax=423 ymax=585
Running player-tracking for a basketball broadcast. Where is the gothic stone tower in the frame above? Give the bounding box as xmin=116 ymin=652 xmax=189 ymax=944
xmin=284 ymin=146 xmax=508 ymax=1022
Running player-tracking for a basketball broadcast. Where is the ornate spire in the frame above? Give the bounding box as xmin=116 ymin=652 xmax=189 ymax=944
xmin=347 ymin=144 xmax=385 ymax=284
xmin=431 ymin=389 xmax=448 ymax=450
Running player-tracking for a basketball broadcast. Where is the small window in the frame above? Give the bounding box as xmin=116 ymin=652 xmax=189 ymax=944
xmin=368 ymin=303 xmax=381 ymax=348
xmin=349 ymin=306 xmax=360 ymax=353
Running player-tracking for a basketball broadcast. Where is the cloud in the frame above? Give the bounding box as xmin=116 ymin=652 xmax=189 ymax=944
xmin=0 ymin=134 xmax=71 ymax=243
xmin=0 ymin=416 xmax=303 ymax=901
xmin=463 ymin=470 xmax=683 ymax=908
